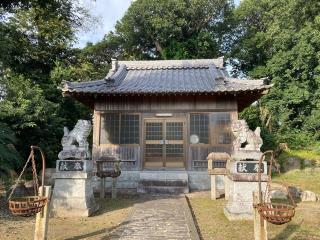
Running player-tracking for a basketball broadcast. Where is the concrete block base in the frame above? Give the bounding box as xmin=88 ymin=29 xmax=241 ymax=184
xmin=51 ymin=204 xmax=99 ymax=218
xmin=224 ymin=206 xmax=253 ymax=221
xmin=51 ymin=160 xmax=99 ymax=217
xmin=224 ymin=179 xmax=267 ymax=220
xmin=224 ymin=160 xmax=268 ymax=221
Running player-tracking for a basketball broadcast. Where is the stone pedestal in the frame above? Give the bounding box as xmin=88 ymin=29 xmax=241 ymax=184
xmin=224 ymin=160 xmax=269 ymax=221
xmin=51 ymin=160 xmax=99 ymax=217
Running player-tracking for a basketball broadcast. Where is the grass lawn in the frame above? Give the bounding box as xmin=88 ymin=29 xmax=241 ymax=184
xmin=188 ymin=195 xmax=320 ymax=240
xmin=279 ymin=149 xmax=320 ymax=163
xmin=0 ymin=196 xmax=138 ymax=240
xmin=272 ymin=169 xmax=320 ymax=194
xmin=188 ymin=167 xmax=320 ymax=240
xmin=278 ymin=150 xmax=320 ymax=170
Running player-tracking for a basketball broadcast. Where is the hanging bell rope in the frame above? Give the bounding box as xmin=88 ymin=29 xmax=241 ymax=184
xmin=8 ymin=146 xmax=47 ymax=217
xmin=255 ymin=150 xmax=296 ymax=225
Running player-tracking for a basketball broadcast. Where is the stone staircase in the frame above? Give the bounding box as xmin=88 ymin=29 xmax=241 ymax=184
xmin=137 ymin=171 xmax=189 ymax=194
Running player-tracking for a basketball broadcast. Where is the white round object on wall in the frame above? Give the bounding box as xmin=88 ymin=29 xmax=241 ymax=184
xmin=190 ymin=134 xmax=200 ymax=144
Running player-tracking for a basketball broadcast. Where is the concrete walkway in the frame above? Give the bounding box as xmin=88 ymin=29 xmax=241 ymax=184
xmin=114 ymin=195 xmax=199 ymax=240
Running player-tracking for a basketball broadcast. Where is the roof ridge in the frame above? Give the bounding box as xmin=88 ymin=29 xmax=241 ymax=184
xmin=227 ymin=78 xmax=265 ymax=85
xmin=106 ymin=64 xmax=127 ymax=82
xmin=125 ymin=65 xmax=210 ymax=70
xmin=119 ymin=57 xmax=224 ymax=69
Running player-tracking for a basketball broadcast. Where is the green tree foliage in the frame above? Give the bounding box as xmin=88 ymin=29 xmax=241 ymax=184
xmin=0 ymin=73 xmax=52 ymax=130
xmin=0 ymin=0 xmax=87 ymax=94
xmin=0 ymin=122 xmax=20 ymax=175
xmin=113 ymin=0 xmax=234 ymax=59
xmin=239 ymin=105 xmax=277 ymax=151
xmin=231 ymin=0 xmax=320 ymax=149
xmin=0 ymin=1 xmax=91 ymax=167
xmin=1 ymin=0 xmax=319 ymax=173
xmin=0 ymin=72 xmax=66 ymax=164
xmin=50 ymin=31 xmax=122 ymax=87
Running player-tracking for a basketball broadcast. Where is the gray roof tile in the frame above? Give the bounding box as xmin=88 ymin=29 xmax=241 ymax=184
xmin=61 ymin=58 xmax=272 ymax=95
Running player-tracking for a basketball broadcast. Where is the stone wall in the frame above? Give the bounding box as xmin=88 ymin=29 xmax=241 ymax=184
xmin=92 ymin=170 xmax=219 ymax=194
xmin=92 ymin=171 xmax=140 ymax=195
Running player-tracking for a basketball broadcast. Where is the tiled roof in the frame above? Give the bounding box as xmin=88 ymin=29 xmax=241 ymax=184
xmin=61 ymin=58 xmax=272 ymax=96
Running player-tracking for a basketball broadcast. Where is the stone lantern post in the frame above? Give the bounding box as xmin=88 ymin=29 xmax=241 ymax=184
xmin=224 ymin=120 xmax=269 ymax=221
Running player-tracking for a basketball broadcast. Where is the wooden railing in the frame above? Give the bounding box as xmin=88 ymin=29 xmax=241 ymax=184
xmin=93 ymin=145 xmax=140 ymax=170
xmin=189 ymin=145 xmax=231 ymax=171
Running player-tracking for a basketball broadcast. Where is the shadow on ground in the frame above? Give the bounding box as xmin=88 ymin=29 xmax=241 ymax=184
xmin=270 ymin=223 xmax=301 ymax=240
xmin=64 ymin=219 xmax=132 ymax=240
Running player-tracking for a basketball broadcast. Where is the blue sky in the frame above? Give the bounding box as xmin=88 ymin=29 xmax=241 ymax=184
xmin=75 ymin=0 xmax=240 ymax=48
xmin=75 ymin=0 xmax=132 ymax=48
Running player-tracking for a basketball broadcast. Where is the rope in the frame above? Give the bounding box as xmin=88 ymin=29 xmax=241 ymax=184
xmin=265 ymin=153 xmax=273 ymax=203
xmin=261 ymin=151 xmax=296 ymax=207
xmin=31 ymin=153 xmax=39 ymax=196
xmin=7 ymin=149 xmax=39 ymax=201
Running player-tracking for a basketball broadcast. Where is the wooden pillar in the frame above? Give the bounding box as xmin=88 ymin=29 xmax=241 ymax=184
xmin=224 ymin=175 xmax=229 ymax=200
xmin=210 ymin=175 xmax=217 ymax=200
xmin=34 ymin=186 xmax=51 ymax=240
xmin=112 ymin=177 xmax=117 ymax=199
xmin=100 ymin=177 xmax=105 ymax=199
xmin=253 ymin=191 xmax=267 ymax=240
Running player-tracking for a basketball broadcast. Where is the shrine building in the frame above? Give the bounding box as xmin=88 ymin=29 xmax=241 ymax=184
xmin=61 ymin=57 xmax=272 ymax=192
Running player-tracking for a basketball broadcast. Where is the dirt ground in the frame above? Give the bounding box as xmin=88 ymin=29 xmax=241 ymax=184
xmin=1 ymin=192 xmax=320 ymax=240
xmin=187 ymin=191 xmax=320 ymax=240
xmin=0 ymin=195 xmax=138 ymax=240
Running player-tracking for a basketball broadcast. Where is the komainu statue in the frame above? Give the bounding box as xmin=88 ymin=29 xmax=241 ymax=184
xmin=231 ymin=119 xmax=263 ymax=152
xmin=58 ymin=120 xmax=92 ymax=160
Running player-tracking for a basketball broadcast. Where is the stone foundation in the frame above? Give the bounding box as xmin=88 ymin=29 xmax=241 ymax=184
xmin=51 ymin=160 xmax=99 ymax=217
xmin=224 ymin=180 xmax=267 ymax=220
xmin=224 ymin=160 xmax=269 ymax=221
xmin=92 ymin=170 xmax=218 ymax=194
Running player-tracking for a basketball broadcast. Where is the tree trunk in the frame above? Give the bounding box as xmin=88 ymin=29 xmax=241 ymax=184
xmin=154 ymin=40 xmax=165 ymax=59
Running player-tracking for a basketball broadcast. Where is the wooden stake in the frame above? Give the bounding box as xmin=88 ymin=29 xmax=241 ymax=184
xmin=112 ymin=177 xmax=117 ymax=199
xmin=224 ymin=175 xmax=229 ymax=200
xmin=253 ymin=191 xmax=268 ymax=240
xmin=100 ymin=177 xmax=105 ymax=199
xmin=34 ymin=186 xmax=51 ymax=240
xmin=211 ymin=175 xmax=217 ymax=200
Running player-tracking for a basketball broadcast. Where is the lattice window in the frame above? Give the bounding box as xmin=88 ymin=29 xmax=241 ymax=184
xmin=166 ymin=122 xmax=183 ymax=140
xmin=146 ymin=122 xmax=163 ymax=140
xmin=213 ymin=113 xmax=231 ymax=127
xmin=145 ymin=144 xmax=163 ymax=158
xmin=120 ymin=114 xmax=139 ymax=144
xmin=100 ymin=113 xmax=139 ymax=145
xmin=190 ymin=113 xmax=209 ymax=144
xmin=100 ymin=113 xmax=120 ymax=144
xmin=217 ymin=132 xmax=232 ymax=144
xmin=166 ymin=144 xmax=183 ymax=158
xmin=211 ymin=113 xmax=232 ymax=145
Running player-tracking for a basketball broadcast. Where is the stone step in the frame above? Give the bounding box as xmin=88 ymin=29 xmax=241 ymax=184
xmin=140 ymin=171 xmax=189 ymax=181
xmin=139 ymin=179 xmax=188 ymax=187
xmin=138 ymin=171 xmax=189 ymax=194
xmin=138 ymin=185 xmax=189 ymax=194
